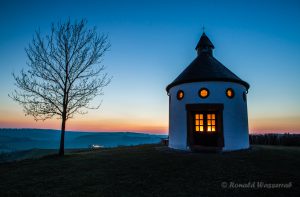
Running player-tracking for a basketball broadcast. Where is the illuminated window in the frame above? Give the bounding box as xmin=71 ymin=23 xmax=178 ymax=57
xmin=226 ymin=88 xmax=234 ymax=98
xmin=195 ymin=113 xmax=204 ymax=132
xmin=199 ymin=88 xmax=209 ymax=98
xmin=194 ymin=113 xmax=216 ymax=133
xmin=206 ymin=113 xmax=216 ymax=132
xmin=177 ymin=90 xmax=184 ymax=100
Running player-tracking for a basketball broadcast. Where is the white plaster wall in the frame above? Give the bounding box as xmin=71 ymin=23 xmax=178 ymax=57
xmin=168 ymin=81 xmax=249 ymax=151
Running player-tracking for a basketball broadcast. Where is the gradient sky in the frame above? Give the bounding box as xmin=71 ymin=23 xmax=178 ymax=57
xmin=0 ymin=0 xmax=300 ymax=134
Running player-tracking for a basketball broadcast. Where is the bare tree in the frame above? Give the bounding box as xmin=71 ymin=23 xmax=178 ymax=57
xmin=10 ymin=19 xmax=111 ymax=156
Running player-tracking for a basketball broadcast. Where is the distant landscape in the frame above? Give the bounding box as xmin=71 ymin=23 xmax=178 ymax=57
xmin=1 ymin=128 xmax=300 ymax=163
xmin=0 ymin=128 xmax=167 ymax=153
xmin=1 ymin=128 xmax=300 ymax=154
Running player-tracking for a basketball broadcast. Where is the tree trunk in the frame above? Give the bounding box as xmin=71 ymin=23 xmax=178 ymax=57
xmin=59 ymin=116 xmax=66 ymax=156
xmin=59 ymin=41 xmax=69 ymax=157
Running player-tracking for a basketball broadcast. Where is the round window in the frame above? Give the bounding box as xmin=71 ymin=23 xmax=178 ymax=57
xmin=199 ymin=88 xmax=209 ymax=98
xmin=177 ymin=90 xmax=184 ymax=100
xmin=226 ymin=88 xmax=234 ymax=98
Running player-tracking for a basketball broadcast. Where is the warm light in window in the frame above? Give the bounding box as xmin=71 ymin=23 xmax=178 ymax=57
xmin=199 ymin=88 xmax=209 ymax=98
xmin=177 ymin=90 xmax=184 ymax=100
xmin=195 ymin=113 xmax=204 ymax=132
xmin=179 ymin=92 xmax=183 ymax=98
xmin=207 ymin=113 xmax=216 ymax=133
xmin=212 ymin=126 xmax=216 ymax=131
xmin=207 ymin=126 xmax=211 ymax=132
xmin=194 ymin=113 xmax=217 ymax=133
xmin=226 ymin=88 xmax=234 ymax=98
xmin=227 ymin=90 xmax=232 ymax=97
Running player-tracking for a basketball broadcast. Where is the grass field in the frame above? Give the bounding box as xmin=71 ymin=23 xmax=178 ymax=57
xmin=0 ymin=145 xmax=299 ymax=197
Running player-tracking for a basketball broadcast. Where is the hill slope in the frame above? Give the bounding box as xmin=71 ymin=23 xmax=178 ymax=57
xmin=0 ymin=128 xmax=166 ymax=152
xmin=0 ymin=145 xmax=299 ymax=197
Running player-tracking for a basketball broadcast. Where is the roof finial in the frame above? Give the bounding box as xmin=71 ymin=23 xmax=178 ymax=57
xmin=202 ymin=25 xmax=205 ymax=33
xmin=195 ymin=30 xmax=214 ymax=56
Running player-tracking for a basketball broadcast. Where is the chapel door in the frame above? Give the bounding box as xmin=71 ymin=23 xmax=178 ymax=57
xmin=192 ymin=112 xmax=219 ymax=146
xmin=186 ymin=104 xmax=224 ymax=148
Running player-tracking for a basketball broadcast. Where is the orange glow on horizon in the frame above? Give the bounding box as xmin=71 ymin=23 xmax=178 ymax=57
xmin=0 ymin=116 xmax=168 ymax=135
xmin=67 ymin=119 xmax=168 ymax=134
xmin=249 ymin=117 xmax=300 ymax=134
xmin=1 ymin=111 xmax=300 ymax=135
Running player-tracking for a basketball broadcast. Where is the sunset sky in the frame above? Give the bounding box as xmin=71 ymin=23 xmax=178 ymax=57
xmin=0 ymin=0 xmax=300 ymax=134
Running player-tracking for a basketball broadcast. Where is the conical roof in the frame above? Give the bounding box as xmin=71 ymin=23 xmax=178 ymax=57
xmin=166 ymin=33 xmax=249 ymax=92
xmin=195 ymin=33 xmax=214 ymax=50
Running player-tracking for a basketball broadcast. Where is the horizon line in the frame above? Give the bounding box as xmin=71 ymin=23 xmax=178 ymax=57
xmin=1 ymin=127 xmax=300 ymax=135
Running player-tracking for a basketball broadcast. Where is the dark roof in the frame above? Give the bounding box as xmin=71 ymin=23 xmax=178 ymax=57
xmin=166 ymin=33 xmax=250 ymax=92
xmin=195 ymin=33 xmax=214 ymax=50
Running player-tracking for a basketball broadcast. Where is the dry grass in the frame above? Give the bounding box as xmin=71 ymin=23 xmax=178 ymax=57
xmin=0 ymin=145 xmax=299 ymax=197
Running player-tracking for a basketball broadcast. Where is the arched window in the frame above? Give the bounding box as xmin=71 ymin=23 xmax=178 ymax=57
xmin=177 ymin=90 xmax=184 ymax=100
xmin=199 ymin=88 xmax=209 ymax=98
xmin=226 ymin=88 xmax=234 ymax=98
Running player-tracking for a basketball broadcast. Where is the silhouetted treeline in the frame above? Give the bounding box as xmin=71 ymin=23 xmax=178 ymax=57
xmin=250 ymin=134 xmax=300 ymax=146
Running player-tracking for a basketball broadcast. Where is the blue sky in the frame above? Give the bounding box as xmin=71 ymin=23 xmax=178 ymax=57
xmin=0 ymin=0 xmax=300 ymax=133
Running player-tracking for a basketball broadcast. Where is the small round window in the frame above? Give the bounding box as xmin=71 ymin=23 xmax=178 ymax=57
xmin=199 ymin=88 xmax=209 ymax=98
xmin=177 ymin=90 xmax=184 ymax=100
xmin=226 ymin=88 xmax=234 ymax=98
